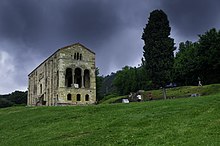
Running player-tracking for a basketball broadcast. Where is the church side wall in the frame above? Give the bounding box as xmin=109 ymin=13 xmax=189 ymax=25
xmin=28 ymin=53 xmax=59 ymax=106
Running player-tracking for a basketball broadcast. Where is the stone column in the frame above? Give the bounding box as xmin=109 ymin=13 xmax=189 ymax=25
xmin=72 ymin=72 xmax=75 ymax=87
xmin=81 ymin=72 xmax=84 ymax=88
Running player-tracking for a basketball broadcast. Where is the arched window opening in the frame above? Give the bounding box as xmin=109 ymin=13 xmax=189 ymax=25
xmin=65 ymin=68 xmax=72 ymax=87
xmin=80 ymin=54 xmax=82 ymax=60
xmin=84 ymin=69 xmax=90 ymax=88
xmin=67 ymin=94 xmax=72 ymax=101
xmin=45 ymin=77 xmax=47 ymax=87
xmin=77 ymin=94 xmax=81 ymax=101
xmin=40 ymin=84 xmax=42 ymax=94
xmin=74 ymin=68 xmax=82 ymax=88
xmin=57 ymin=71 xmax=59 ymax=88
xmin=77 ymin=53 xmax=79 ymax=60
xmin=85 ymin=94 xmax=89 ymax=101
xmin=74 ymin=53 xmax=76 ymax=59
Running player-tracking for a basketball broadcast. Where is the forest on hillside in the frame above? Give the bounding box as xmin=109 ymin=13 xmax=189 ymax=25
xmin=97 ymin=28 xmax=220 ymax=99
xmin=96 ymin=10 xmax=220 ymax=101
xmin=0 ymin=91 xmax=27 ymax=108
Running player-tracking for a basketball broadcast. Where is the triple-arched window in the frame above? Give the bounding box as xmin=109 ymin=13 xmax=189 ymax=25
xmin=74 ymin=52 xmax=82 ymax=60
xmin=66 ymin=94 xmax=90 ymax=102
xmin=65 ymin=68 xmax=90 ymax=88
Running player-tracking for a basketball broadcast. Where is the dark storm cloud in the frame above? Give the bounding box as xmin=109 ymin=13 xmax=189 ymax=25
xmin=0 ymin=1 xmax=124 ymax=61
xmin=1 ymin=0 xmax=220 ymax=94
xmin=0 ymin=1 xmax=43 ymax=41
xmin=0 ymin=0 xmax=152 ymax=93
xmin=60 ymin=1 xmax=122 ymax=47
xmin=160 ymin=0 xmax=220 ymax=40
xmin=0 ymin=0 xmax=123 ymax=53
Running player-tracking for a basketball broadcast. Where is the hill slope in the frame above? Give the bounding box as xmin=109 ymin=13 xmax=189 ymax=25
xmin=100 ymin=84 xmax=220 ymax=104
xmin=0 ymin=94 xmax=220 ymax=145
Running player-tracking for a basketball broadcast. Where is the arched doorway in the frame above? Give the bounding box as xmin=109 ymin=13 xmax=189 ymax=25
xmin=84 ymin=69 xmax=90 ymax=88
xmin=65 ymin=68 xmax=72 ymax=87
xmin=74 ymin=68 xmax=82 ymax=88
xmin=67 ymin=93 xmax=72 ymax=101
xmin=85 ymin=94 xmax=89 ymax=101
xmin=77 ymin=94 xmax=81 ymax=101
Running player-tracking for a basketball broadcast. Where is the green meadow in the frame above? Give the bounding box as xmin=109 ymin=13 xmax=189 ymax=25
xmin=0 ymin=85 xmax=220 ymax=145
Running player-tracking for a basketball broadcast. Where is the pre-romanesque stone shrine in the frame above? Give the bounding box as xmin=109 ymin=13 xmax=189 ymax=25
xmin=27 ymin=43 xmax=96 ymax=106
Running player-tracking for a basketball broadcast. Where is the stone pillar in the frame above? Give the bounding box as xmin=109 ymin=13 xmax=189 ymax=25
xmin=72 ymin=72 xmax=75 ymax=87
xmin=81 ymin=72 xmax=84 ymax=88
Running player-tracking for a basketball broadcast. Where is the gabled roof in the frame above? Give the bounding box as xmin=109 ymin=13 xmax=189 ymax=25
xmin=60 ymin=43 xmax=95 ymax=54
xmin=28 ymin=43 xmax=95 ymax=76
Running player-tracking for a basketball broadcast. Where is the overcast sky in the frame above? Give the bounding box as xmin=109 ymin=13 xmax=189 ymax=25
xmin=0 ymin=0 xmax=220 ymax=94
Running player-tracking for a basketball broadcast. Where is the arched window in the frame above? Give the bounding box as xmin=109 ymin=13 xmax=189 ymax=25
xmin=67 ymin=94 xmax=72 ymax=101
xmin=85 ymin=94 xmax=89 ymax=101
xmin=74 ymin=68 xmax=82 ymax=88
xmin=77 ymin=53 xmax=79 ymax=60
xmin=80 ymin=54 xmax=82 ymax=60
xmin=77 ymin=94 xmax=81 ymax=101
xmin=40 ymin=84 xmax=42 ymax=94
xmin=74 ymin=53 xmax=77 ymax=59
xmin=65 ymin=68 xmax=72 ymax=87
xmin=84 ymin=69 xmax=90 ymax=88
xmin=57 ymin=71 xmax=59 ymax=88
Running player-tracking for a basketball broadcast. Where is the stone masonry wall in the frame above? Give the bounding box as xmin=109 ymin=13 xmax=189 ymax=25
xmin=57 ymin=44 xmax=96 ymax=105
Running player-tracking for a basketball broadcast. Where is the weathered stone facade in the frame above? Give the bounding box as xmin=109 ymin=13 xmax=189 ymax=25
xmin=27 ymin=43 xmax=96 ymax=106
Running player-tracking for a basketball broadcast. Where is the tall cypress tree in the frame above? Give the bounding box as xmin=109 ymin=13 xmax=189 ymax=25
xmin=142 ymin=10 xmax=175 ymax=98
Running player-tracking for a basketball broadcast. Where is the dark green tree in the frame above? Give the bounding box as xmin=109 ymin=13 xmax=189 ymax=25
xmin=113 ymin=66 xmax=135 ymax=95
xmin=197 ymin=28 xmax=220 ymax=84
xmin=173 ymin=28 xmax=220 ymax=86
xmin=142 ymin=10 xmax=175 ymax=99
xmin=174 ymin=41 xmax=199 ymax=86
xmin=113 ymin=66 xmax=150 ymax=95
xmin=95 ymin=67 xmax=104 ymax=102
xmin=8 ymin=91 xmax=27 ymax=105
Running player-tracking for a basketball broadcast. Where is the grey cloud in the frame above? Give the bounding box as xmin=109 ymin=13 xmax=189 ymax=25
xmin=0 ymin=0 xmax=220 ymax=94
xmin=160 ymin=0 xmax=220 ymax=39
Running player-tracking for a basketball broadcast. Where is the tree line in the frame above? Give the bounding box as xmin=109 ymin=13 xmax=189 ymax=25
xmin=0 ymin=91 xmax=27 ymax=108
xmin=174 ymin=28 xmax=220 ymax=85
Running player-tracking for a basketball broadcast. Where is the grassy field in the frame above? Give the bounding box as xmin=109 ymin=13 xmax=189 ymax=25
xmin=141 ymin=84 xmax=220 ymax=100
xmin=100 ymin=84 xmax=220 ymax=104
xmin=0 ymin=91 xmax=220 ymax=146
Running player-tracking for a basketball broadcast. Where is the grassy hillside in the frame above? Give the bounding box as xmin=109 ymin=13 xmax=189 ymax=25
xmin=142 ymin=84 xmax=220 ymax=100
xmin=99 ymin=84 xmax=220 ymax=104
xmin=0 ymin=93 xmax=220 ymax=145
xmin=1 ymin=85 xmax=220 ymax=145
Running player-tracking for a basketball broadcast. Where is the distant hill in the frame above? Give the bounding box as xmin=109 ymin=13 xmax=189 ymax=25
xmin=0 ymin=91 xmax=27 ymax=108
xmin=99 ymin=73 xmax=117 ymax=97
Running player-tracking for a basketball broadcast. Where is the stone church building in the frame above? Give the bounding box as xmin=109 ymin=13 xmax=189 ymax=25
xmin=27 ymin=43 xmax=96 ymax=106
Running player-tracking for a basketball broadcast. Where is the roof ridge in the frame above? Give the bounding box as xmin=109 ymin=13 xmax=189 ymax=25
xmin=28 ymin=43 xmax=95 ymax=76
